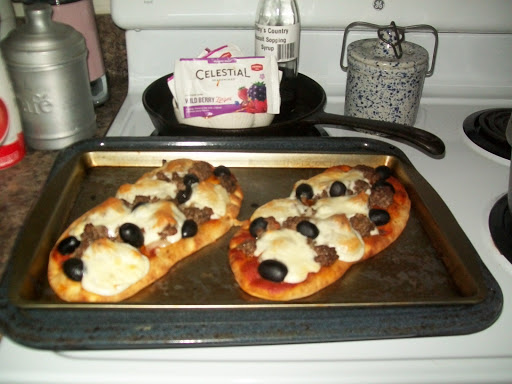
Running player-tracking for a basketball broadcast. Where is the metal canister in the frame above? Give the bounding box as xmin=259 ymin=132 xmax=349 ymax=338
xmin=1 ymin=3 xmax=96 ymax=150
xmin=506 ymin=115 xmax=512 ymax=214
xmin=340 ymin=22 xmax=438 ymax=126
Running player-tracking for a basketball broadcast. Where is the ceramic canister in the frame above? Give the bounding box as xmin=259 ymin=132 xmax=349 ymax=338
xmin=343 ymin=29 xmax=430 ymax=126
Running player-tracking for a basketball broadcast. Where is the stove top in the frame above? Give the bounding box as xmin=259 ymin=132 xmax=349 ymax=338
xmin=2 ymin=1 xmax=512 ymax=383
xmin=463 ymin=108 xmax=512 ymax=160
xmin=465 ymin=108 xmax=512 ymax=265
xmin=489 ymin=195 xmax=512 ymax=263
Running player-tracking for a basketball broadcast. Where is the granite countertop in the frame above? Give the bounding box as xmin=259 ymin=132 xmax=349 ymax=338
xmin=0 ymin=74 xmax=128 ymax=281
xmin=0 ymin=15 xmax=128 ymax=282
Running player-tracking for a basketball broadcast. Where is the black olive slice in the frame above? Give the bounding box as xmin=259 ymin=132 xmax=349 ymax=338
xmin=297 ymin=220 xmax=319 ymax=239
xmin=182 ymin=219 xmax=198 ymax=238
xmin=249 ymin=217 xmax=268 ymax=238
xmin=119 ymin=223 xmax=145 ymax=248
xmin=57 ymin=236 xmax=81 ymax=255
xmin=63 ymin=258 xmax=84 ymax=282
xmin=183 ymin=174 xmax=199 ymax=186
xmin=295 ymin=183 xmax=314 ymax=202
xmin=369 ymin=209 xmax=390 ymax=226
xmin=258 ymin=259 xmax=288 ymax=282
xmin=329 ymin=181 xmax=347 ymax=197
xmin=214 ymin=165 xmax=231 ymax=177
xmin=176 ymin=185 xmax=192 ymax=204
xmin=375 ymin=165 xmax=392 ymax=180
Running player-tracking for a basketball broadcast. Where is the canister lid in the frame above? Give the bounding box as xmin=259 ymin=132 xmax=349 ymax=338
xmin=0 ymin=3 xmax=86 ymax=67
xmin=341 ymin=22 xmax=438 ymax=77
xmin=347 ymin=38 xmax=429 ymax=71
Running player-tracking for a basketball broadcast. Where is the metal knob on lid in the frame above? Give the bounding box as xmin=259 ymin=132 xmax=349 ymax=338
xmin=340 ymin=21 xmax=438 ymax=126
xmin=1 ymin=3 xmax=96 ymax=150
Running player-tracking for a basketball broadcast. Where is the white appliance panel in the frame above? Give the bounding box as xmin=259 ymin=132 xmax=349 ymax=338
xmin=111 ymin=0 xmax=512 ymax=33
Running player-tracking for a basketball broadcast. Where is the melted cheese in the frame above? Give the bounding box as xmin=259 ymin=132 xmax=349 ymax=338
xmin=251 ymin=198 xmax=310 ymax=224
xmin=152 ymin=163 xmax=190 ymax=180
xmin=69 ymin=200 xmax=130 ymax=238
xmin=313 ymin=192 xmax=369 ymax=220
xmin=292 ymin=169 xmax=366 ymax=197
xmin=70 ymin=199 xmax=186 ymax=248
xmin=255 ymin=229 xmax=319 ymax=283
xmin=184 ymin=182 xmax=230 ymax=219
xmin=81 ymin=239 xmax=150 ymax=296
xmin=314 ymin=216 xmax=364 ymax=262
xmin=116 ymin=179 xmax=178 ymax=204
xmin=128 ymin=200 xmax=186 ymax=245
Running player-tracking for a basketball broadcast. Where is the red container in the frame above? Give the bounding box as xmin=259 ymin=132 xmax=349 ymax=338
xmin=0 ymin=98 xmax=26 ymax=170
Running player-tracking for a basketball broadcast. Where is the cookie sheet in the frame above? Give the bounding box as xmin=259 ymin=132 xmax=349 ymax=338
xmin=0 ymin=137 xmax=502 ymax=349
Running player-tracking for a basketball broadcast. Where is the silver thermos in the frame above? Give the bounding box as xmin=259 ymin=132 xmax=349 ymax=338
xmin=1 ymin=3 xmax=96 ymax=150
xmin=507 ymin=115 xmax=512 ymax=214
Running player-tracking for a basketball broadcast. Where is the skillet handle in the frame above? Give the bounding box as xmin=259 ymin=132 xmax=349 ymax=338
xmin=310 ymin=111 xmax=446 ymax=157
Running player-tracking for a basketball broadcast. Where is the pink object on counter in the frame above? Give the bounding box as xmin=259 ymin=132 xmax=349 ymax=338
xmin=51 ymin=0 xmax=105 ymax=82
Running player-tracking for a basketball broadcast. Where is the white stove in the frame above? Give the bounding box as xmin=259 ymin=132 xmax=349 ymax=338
xmin=1 ymin=1 xmax=512 ymax=383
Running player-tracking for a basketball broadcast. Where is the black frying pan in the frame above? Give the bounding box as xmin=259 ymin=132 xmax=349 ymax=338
xmin=142 ymin=73 xmax=445 ymax=157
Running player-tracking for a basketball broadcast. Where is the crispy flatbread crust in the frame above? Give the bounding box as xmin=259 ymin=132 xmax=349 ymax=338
xmin=228 ymin=165 xmax=410 ymax=301
xmin=48 ymin=159 xmax=243 ymax=303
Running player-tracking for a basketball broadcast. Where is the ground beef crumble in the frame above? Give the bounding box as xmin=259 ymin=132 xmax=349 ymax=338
xmin=169 ymin=172 xmax=185 ymax=190
xmin=156 ymin=170 xmax=171 ymax=182
xmin=158 ymin=224 xmax=178 ymax=239
xmin=351 ymin=179 xmax=370 ymax=195
xmin=73 ymin=224 xmax=109 ymax=258
xmin=181 ymin=206 xmax=214 ymax=225
xmin=369 ymin=183 xmax=394 ymax=208
xmin=314 ymin=245 xmax=338 ymax=267
xmin=236 ymin=238 xmax=257 ymax=256
xmin=189 ymin=161 xmax=213 ymax=181
xmin=350 ymin=213 xmax=375 ymax=237
xmin=121 ymin=195 xmax=161 ymax=210
xmin=353 ymin=164 xmax=379 ymax=184
xmin=282 ymin=216 xmax=306 ymax=231
xmin=218 ymin=174 xmax=238 ymax=194
xmin=264 ymin=217 xmax=281 ymax=231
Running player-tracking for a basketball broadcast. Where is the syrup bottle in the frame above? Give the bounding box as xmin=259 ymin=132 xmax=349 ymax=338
xmin=255 ymin=0 xmax=301 ymax=112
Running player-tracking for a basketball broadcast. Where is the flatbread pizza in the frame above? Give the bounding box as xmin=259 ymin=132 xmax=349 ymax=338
xmin=228 ymin=164 xmax=410 ymax=301
xmin=48 ymin=159 xmax=243 ymax=302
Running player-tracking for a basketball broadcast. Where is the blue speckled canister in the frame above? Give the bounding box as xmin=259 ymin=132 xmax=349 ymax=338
xmin=344 ymin=33 xmax=429 ymax=126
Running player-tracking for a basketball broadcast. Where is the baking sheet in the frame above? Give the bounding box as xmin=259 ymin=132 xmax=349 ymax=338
xmin=0 ymin=137 xmax=502 ymax=349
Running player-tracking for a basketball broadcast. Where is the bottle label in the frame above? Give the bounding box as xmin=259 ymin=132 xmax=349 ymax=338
xmin=0 ymin=98 xmax=8 ymax=144
xmin=255 ymin=23 xmax=300 ymax=63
